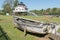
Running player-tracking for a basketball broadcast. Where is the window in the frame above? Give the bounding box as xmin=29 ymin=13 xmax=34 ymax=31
xmin=16 ymin=9 xmax=18 ymax=10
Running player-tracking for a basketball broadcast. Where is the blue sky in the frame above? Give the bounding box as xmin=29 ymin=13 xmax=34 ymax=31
xmin=0 ymin=0 xmax=60 ymax=10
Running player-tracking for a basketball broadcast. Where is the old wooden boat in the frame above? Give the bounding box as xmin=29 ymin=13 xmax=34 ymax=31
xmin=13 ymin=16 xmax=60 ymax=34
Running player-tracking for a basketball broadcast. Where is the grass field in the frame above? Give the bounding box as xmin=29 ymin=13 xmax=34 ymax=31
xmin=0 ymin=15 xmax=60 ymax=40
xmin=22 ymin=16 xmax=60 ymax=23
xmin=0 ymin=15 xmax=38 ymax=40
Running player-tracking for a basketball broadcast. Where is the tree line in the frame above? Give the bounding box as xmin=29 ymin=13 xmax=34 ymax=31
xmin=30 ymin=8 xmax=60 ymax=15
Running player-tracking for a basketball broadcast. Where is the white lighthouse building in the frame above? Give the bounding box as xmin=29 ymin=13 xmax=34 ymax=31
xmin=13 ymin=2 xmax=38 ymax=16
xmin=13 ymin=2 xmax=28 ymax=12
xmin=13 ymin=2 xmax=28 ymax=16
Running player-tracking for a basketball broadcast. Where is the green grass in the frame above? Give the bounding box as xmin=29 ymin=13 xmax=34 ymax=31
xmin=0 ymin=15 xmax=60 ymax=40
xmin=0 ymin=15 xmax=37 ymax=40
xmin=22 ymin=16 xmax=60 ymax=23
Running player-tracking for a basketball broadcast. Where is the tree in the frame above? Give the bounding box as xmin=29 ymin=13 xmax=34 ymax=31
xmin=14 ymin=0 xmax=19 ymax=7
xmin=3 ymin=3 xmax=12 ymax=14
xmin=46 ymin=8 xmax=51 ymax=15
xmin=3 ymin=0 xmax=15 ymax=15
xmin=4 ymin=0 xmax=14 ymax=8
xmin=40 ymin=9 xmax=45 ymax=15
xmin=56 ymin=8 xmax=60 ymax=15
xmin=51 ymin=8 xmax=57 ymax=15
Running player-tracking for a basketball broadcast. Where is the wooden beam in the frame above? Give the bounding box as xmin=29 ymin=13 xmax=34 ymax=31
xmin=24 ymin=26 xmax=27 ymax=36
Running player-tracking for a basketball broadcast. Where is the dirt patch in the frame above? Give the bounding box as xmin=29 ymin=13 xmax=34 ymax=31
xmin=0 ymin=19 xmax=3 ymax=21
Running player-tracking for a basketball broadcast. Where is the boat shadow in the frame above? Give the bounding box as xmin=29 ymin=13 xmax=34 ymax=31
xmin=17 ymin=28 xmax=48 ymax=37
xmin=0 ymin=25 xmax=10 ymax=40
xmin=17 ymin=28 xmax=54 ymax=40
xmin=27 ymin=32 xmax=54 ymax=40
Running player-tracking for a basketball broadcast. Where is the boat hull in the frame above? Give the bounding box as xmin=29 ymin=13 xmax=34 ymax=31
xmin=13 ymin=16 xmax=50 ymax=34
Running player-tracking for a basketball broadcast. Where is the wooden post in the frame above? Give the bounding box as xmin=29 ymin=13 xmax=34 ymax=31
xmin=24 ymin=26 xmax=26 ymax=36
